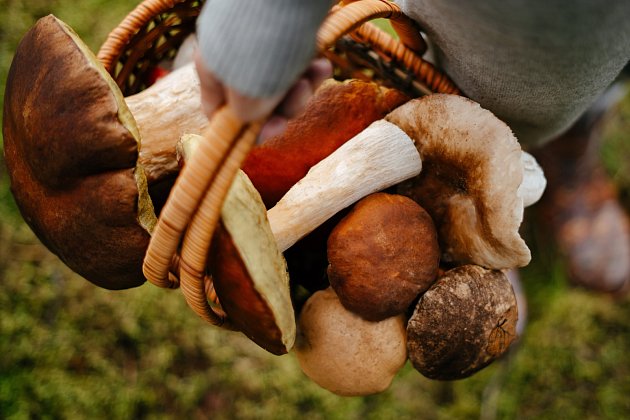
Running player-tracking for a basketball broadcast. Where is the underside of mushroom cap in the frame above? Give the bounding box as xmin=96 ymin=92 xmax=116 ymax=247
xmin=386 ymin=94 xmax=531 ymax=269
xmin=211 ymin=171 xmax=296 ymax=355
xmin=2 ymin=15 xmax=155 ymax=289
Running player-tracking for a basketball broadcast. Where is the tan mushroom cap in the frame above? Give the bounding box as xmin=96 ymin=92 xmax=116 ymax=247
xmin=327 ymin=193 xmax=440 ymax=321
xmin=3 ymin=15 xmax=154 ymax=289
xmin=295 ymin=287 xmax=407 ymax=396
xmin=386 ymin=94 xmax=531 ymax=269
xmin=211 ymin=170 xmax=295 ymax=355
xmin=407 ymin=265 xmax=518 ymax=380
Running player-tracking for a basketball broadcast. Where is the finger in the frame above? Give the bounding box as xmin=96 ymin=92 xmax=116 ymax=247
xmin=194 ymin=50 xmax=225 ymax=118
xmin=305 ymin=57 xmax=333 ymax=90
xmin=279 ymin=78 xmax=313 ymax=119
xmin=226 ymin=88 xmax=284 ymax=122
xmin=258 ymin=115 xmax=289 ymax=144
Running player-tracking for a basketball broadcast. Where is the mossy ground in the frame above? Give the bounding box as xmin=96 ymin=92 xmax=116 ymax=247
xmin=1 ymin=1 xmax=630 ymax=418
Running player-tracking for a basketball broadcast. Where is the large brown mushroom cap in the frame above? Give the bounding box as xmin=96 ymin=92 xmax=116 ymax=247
xmin=242 ymin=79 xmax=408 ymax=207
xmin=386 ymin=94 xmax=530 ymax=269
xmin=406 ymin=265 xmax=518 ymax=380
xmin=327 ymin=193 xmax=440 ymax=321
xmin=211 ymin=170 xmax=296 ymax=355
xmin=2 ymin=15 xmax=154 ymax=289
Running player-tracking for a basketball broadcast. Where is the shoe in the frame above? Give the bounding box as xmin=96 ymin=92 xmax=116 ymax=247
xmin=533 ymin=85 xmax=630 ymax=295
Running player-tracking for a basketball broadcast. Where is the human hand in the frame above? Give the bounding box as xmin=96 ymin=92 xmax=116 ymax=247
xmin=194 ymin=51 xmax=332 ymax=143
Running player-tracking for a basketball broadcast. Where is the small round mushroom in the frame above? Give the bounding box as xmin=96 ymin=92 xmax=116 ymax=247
xmin=295 ymin=287 xmax=407 ymax=396
xmin=327 ymin=192 xmax=440 ymax=321
xmin=2 ymin=16 xmax=207 ymax=289
xmin=406 ymin=265 xmax=518 ymax=380
xmin=387 ymin=94 xmax=541 ymax=269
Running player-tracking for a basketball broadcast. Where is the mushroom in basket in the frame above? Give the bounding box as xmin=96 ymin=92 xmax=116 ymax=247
xmin=2 ymin=15 xmax=208 ymax=290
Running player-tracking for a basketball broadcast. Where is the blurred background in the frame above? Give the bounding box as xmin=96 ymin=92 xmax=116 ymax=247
xmin=1 ymin=1 xmax=630 ymax=418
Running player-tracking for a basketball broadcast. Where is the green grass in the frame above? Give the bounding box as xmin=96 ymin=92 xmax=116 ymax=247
xmin=2 ymin=1 xmax=630 ymax=418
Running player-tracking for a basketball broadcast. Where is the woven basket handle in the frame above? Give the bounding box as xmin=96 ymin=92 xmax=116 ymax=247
xmin=143 ymin=0 xmax=444 ymax=327
xmin=324 ymin=0 xmax=426 ymax=53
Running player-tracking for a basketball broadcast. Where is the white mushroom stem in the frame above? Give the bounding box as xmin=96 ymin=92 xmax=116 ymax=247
xmin=125 ymin=63 xmax=206 ymax=184
xmin=268 ymin=120 xmax=421 ymax=251
xmin=180 ymin=118 xmax=546 ymax=254
xmin=518 ymin=151 xmax=547 ymax=207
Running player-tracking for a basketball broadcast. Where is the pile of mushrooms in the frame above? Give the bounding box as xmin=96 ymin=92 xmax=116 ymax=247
xmin=4 ymin=16 xmax=547 ymax=395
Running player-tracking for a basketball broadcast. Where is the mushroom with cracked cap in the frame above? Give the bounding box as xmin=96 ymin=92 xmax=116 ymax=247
xmin=406 ymin=264 xmax=518 ymax=380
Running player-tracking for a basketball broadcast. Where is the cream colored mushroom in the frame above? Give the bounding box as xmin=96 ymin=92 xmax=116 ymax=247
xmin=388 ymin=95 xmax=543 ymax=268
xmin=295 ymin=287 xmax=407 ymax=396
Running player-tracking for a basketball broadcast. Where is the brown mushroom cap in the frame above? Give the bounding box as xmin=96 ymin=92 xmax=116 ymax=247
xmin=242 ymin=79 xmax=408 ymax=208
xmin=386 ymin=94 xmax=530 ymax=269
xmin=3 ymin=15 xmax=154 ymax=289
xmin=406 ymin=265 xmax=518 ymax=380
xmin=327 ymin=193 xmax=440 ymax=321
xmin=295 ymin=287 xmax=407 ymax=396
xmin=211 ymin=170 xmax=295 ymax=355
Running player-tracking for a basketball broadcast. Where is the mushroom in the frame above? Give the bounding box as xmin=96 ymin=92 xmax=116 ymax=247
xmin=178 ymin=136 xmax=295 ymax=355
xmin=2 ymin=16 xmax=207 ymax=289
xmin=388 ymin=95 xmax=544 ymax=268
xmin=241 ymin=78 xmax=408 ymax=293
xmin=406 ymin=265 xmax=518 ymax=380
xmin=294 ymin=287 xmax=407 ymax=396
xmin=241 ymin=78 xmax=408 ymax=207
xmin=327 ymin=192 xmax=440 ymax=321
xmin=266 ymin=95 xmax=546 ymax=270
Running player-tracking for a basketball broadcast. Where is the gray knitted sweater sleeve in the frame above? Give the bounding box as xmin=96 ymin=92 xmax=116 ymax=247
xmin=399 ymin=0 xmax=630 ymax=146
xmin=196 ymin=0 xmax=331 ymax=99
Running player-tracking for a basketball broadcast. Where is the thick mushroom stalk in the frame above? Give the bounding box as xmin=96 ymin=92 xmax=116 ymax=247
xmin=2 ymin=15 xmax=207 ymax=289
xmin=263 ymin=95 xmax=545 ymax=269
xmin=268 ymin=120 xmax=423 ymax=251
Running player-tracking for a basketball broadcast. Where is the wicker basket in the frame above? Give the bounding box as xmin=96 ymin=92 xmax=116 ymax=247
xmin=97 ymin=0 xmax=459 ymax=327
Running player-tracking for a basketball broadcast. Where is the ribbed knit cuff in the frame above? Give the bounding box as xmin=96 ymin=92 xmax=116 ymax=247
xmin=197 ymin=0 xmax=331 ymax=98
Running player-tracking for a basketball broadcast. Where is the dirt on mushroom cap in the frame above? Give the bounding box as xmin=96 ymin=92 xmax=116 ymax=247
xmin=406 ymin=265 xmax=518 ymax=380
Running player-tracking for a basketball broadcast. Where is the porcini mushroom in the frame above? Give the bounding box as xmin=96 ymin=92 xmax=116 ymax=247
xmin=388 ymin=95 xmax=544 ymax=268
xmin=295 ymin=287 xmax=407 ymax=396
xmin=265 ymin=95 xmax=545 ymax=270
xmin=2 ymin=16 xmax=207 ymax=289
xmin=327 ymin=192 xmax=440 ymax=321
xmin=179 ymin=136 xmax=295 ymax=355
xmin=211 ymin=170 xmax=295 ymax=355
xmin=242 ymin=78 xmax=408 ymax=207
xmin=406 ymin=265 xmax=518 ymax=380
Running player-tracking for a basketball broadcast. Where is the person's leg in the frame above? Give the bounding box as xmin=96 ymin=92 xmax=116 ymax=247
xmin=533 ymin=80 xmax=630 ymax=294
